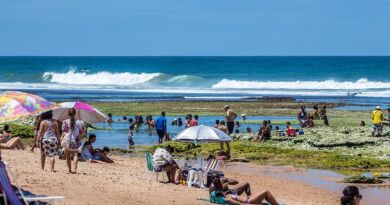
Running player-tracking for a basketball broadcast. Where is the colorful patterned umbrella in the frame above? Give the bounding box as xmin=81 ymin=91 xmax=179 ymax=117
xmin=0 ymin=91 xmax=54 ymax=122
xmin=52 ymin=101 xmax=106 ymax=124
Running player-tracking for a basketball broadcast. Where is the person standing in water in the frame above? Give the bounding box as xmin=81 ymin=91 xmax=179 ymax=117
xmin=224 ymin=105 xmax=237 ymax=135
xmin=155 ymin=112 xmax=167 ymax=144
xmin=128 ymin=125 xmax=135 ymax=146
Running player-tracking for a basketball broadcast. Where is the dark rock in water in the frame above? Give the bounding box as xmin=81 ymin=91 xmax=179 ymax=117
xmin=344 ymin=175 xmax=384 ymax=184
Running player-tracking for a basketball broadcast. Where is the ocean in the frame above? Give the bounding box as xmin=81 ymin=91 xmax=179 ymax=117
xmin=1 ymin=56 xmax=390 ymax=105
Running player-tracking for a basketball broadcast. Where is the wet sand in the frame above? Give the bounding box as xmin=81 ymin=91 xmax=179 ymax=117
xmin=1 ymin=149 xmax=372 ymax=205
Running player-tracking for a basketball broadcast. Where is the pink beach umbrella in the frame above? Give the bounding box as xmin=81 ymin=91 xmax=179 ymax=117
xmin=52 ymin=101 xmax=106 ymax=124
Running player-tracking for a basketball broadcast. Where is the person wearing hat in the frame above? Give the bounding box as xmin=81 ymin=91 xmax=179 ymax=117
xmin=372 ymin=106 xmax=384 ymax=137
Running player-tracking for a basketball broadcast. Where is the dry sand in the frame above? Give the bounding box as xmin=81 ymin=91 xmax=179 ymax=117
xmin=1 ymin=149 xmax=361 ymax=205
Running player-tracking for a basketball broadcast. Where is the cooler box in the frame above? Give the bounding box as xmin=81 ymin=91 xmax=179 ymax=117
xmin=206 ymin=170 xmax=224 ymax=188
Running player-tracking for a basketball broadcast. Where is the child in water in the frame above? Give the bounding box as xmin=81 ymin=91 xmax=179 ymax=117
xmin=128 ymin=125 xmax=135 ymax=146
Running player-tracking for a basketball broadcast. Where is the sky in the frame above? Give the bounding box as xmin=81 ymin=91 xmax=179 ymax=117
xmin=1 ymin=0 xmax=390 ymax=56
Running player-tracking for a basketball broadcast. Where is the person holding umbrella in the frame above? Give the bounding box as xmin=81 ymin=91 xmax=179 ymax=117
xmin=61 ymin=108 xmax=86 ymax=173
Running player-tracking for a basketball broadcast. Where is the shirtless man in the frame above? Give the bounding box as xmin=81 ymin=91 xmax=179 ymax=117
xmin=224 ymin=105 xmax=237 ymax=135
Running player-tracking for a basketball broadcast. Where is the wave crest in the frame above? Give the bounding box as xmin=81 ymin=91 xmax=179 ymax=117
xmin=212 ymin=78 xmax=390 ymax=90
xmin=43 ymin=71 xmax=161 ymax=85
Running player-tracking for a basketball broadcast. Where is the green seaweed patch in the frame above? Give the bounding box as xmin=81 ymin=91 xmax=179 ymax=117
xmin=344 ymin=175 xmax=384 ymax=184
xmin=141 ymin=140 xmax=390 ymax=170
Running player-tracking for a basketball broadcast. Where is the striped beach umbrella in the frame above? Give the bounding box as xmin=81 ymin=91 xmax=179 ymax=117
xmin=0 ymin=91 xmax=54 ymax=122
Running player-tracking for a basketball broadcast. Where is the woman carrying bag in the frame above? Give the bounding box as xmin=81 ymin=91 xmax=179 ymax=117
xmin=61 ymin=108 xmax=86 ymax=174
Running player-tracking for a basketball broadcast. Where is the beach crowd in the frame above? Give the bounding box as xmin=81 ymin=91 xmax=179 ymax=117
xmin=0 ymin=103 xmax=381 ymax=205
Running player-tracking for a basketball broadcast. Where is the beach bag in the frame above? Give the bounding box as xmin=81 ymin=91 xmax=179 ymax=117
xmin=60 ymin=132 xmax=71 ymax=148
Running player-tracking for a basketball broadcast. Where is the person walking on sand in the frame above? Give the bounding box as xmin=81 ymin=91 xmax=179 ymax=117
xmin=156 ymin=112 xmax=167 ymax=144
xmin=372 ymin=106 xmax=383 ymax=137
xmin=38 ymin=111 xmax=61 ymax=172
xmin=224 ymin=105 xmax=237 ymax=135
xmin=62 ymin=108 xmax=86 ymax=173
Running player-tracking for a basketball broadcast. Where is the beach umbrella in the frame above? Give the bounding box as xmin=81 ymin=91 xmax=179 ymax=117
xmin=173 ymin=125 xmax=232 ymax=144
xmin=0 ymin=91 xmax=54 ymax=122
xmin=52 ymin=101 xmax=106 ymax=124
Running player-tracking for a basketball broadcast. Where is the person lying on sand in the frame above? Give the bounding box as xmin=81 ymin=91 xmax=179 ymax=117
xmin=209 ymin=173 xmax=251 ymax=197
xmin=0 ymin=124 xmax=25 ymax=150
xmin=94 ymin=147 xmax=114 ymax=163
xmin=209 ymin=173 xmax=280 ymax=205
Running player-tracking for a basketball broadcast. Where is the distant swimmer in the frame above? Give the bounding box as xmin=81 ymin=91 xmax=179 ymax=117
xmin=80 ymin=68 xmax=89 ymax=72
xmin=347 ymin=92 xmax=361 ymax=96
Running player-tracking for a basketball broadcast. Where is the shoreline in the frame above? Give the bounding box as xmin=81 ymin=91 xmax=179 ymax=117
xmin=3 ymin=149 xmax=376 ymax=205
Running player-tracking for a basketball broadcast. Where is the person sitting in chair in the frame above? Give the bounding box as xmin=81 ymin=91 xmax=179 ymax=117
xmin=152 ymin=145 xmax=180 ymax=183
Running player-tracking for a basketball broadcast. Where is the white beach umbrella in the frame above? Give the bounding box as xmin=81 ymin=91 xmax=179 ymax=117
xmin=52 ymin=101 xmax=106 ymax=124
xmin=173 ymin=125 xmax=232 ymax=143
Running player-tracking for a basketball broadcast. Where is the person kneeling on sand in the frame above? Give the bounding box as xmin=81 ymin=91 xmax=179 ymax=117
xmin=152 ymin=145 xmax=180 ymax=183
xmin=0 ymin=124 xmax=25 ymax=150
xmin=209 ymin=173 xmax=280 ymax=205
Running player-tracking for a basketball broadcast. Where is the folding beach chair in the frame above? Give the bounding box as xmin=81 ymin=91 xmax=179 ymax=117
xmin=205 ymin=158 xmax=220 ymax=173
xmin=145 ymin=152 xmax=165 ymax=182
xmin=0 ymin=161 xmax=64 ymax=205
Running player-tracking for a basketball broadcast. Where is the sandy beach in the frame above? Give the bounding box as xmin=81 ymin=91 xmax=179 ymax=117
xmin=1 ymin=149 xmax=360 ymax=205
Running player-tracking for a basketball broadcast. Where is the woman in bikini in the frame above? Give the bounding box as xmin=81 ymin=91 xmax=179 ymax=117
xmin=209 ymin=173 xmax=279 ymax=205
xmin=0 ymin=124 xmax=25 ymax=149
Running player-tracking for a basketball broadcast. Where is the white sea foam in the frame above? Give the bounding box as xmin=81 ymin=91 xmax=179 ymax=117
xmin=212 ymin=78 xmax=390 ymax=90
xmin=43 ymin=70 xmax=161 ymax=85
xmin=1 ymin=82 xmax=390 ymax=97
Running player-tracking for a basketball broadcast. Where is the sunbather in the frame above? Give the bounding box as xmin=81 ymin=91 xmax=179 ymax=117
xmin=209 ymin=173 xmax=251 ymax=197
xmin=209 ymin=173 xmax=279 ymax=205
xmin=0 ymin=124 xmax=25 ymax=150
